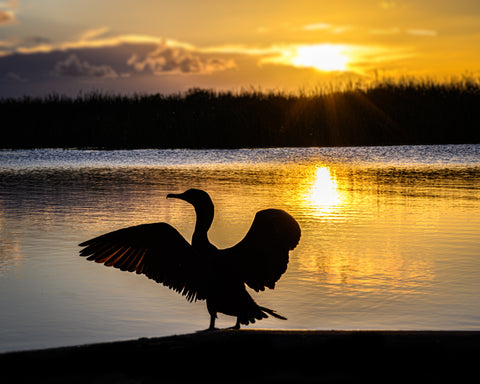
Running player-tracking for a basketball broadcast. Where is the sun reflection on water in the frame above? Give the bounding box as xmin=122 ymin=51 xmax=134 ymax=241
xmin=305 ymin=165 xmax=342 ymax=212
xmin=295 ymin=163 xmax=439 ymax=299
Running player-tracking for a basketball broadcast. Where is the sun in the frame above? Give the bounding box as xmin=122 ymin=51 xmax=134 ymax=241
xmin=292 ymin=44 xmax=349 ymax=72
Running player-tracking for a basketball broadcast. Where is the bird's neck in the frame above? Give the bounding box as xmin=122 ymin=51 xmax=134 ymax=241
xmin=192 ymin=205 xmax=214 ymax=251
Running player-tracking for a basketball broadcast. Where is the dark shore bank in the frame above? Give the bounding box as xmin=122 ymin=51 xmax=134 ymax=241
xmin=1 ymin=330 xmax=479 ymax=383
xmin=2 ymin=80 xmax=480 ymax=149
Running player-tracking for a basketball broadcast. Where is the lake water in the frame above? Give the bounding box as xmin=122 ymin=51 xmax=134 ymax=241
xmin=1 ymin=145 xmax=479 ymax=352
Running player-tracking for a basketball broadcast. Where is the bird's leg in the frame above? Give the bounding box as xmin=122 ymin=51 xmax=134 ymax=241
xmin=226 ymin=318 xmax=241 ymax=330
xmin=233 ymin=318 xmax=241 ymax=330
xmin=208 ymin=313 xmax=218 ymax=331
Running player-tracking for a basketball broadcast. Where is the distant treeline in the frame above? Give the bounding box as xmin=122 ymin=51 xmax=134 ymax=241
xmin=2 ymin=78 xmax=480 ymax=149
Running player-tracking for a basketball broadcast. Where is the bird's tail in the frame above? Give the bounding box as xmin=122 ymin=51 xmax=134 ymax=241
xmin=259 ymin=306 xmax=287 ymax=320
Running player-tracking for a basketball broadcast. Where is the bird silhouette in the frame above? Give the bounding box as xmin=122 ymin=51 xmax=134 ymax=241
xmin=79 ymin=189 xmax=301 ymax=330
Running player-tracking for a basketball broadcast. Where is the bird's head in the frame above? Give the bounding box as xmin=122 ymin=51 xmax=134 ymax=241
xmin=167 ymin=189 xmax=214 ymax=212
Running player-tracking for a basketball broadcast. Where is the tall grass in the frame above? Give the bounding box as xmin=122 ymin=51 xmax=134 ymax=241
xmin=1 ymin=77 xmax=479 ymax=149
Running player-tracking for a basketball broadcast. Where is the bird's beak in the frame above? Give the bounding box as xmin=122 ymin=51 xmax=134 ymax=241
xmin=167 ymin=192 xmax=184 ymax=200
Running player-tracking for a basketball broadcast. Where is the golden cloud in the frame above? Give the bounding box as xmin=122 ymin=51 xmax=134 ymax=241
xmin=0 ymin=10 xmax=15 ymax=24
xmin=127 ymin=41 xmax=236 ymax=75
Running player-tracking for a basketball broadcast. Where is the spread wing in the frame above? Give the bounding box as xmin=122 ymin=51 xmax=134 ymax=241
xmin=220 ymin=209 xmax=301 ymax=292
xmin=79 ymin=223 xmax=207 ymax=302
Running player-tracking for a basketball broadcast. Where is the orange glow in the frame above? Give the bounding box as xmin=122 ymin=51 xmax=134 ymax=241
xmin=2 ymin=0 xmax=480 ymax=98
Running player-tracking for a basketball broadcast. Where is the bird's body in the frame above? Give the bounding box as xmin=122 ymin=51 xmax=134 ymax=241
xmin=79 ymin=189 xmax=301 ymax=330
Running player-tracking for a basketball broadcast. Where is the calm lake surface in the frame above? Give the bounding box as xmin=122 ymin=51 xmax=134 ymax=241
xmin=1 ymin=145 xmax=479 ymax=352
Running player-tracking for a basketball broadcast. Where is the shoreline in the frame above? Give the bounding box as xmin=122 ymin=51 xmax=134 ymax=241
xmin=2 ymin=142 xmax=479 ymax=151
xmin=2 ymin=330 xmax=479 ymax=382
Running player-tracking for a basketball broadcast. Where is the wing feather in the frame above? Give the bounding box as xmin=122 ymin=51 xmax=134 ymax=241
xmin=220 ymin=209 xmax=301 ymax=292
xmin=79 ymin=223 xmax=207 ymax=301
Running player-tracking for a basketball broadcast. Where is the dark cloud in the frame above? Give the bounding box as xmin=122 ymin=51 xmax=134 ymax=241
xmin=127 ymin=43 xmax=235 ymax=74
xmin=23 ymin=36 xmax=51 ymax=45
xmin=53 ymin=54 xmax=118 ymax=78
xmin=2 ymin=71 xmax=27 ymax=82
xmin=0 ymin=43 xmax=176 ymax=97
xmin=0 ymin=40 xmax=239 ymax=97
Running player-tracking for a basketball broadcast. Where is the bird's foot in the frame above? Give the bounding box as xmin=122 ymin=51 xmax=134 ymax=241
xmin=197 ymin=327 xmax=219 ymax=333
xmin=228 ymin=319 xmax=241 ymax=330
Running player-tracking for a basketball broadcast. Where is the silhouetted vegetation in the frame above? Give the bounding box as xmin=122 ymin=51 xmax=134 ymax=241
xmin=2 ymin=78 xmax=479 ymax=149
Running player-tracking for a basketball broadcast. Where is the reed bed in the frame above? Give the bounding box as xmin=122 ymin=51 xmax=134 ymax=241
xmin=2 ymin=78 xmax=479 ymax=148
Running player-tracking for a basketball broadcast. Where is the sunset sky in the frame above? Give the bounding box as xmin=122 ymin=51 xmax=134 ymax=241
xmin=1 ymin=0 xmax=479 ymax=97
